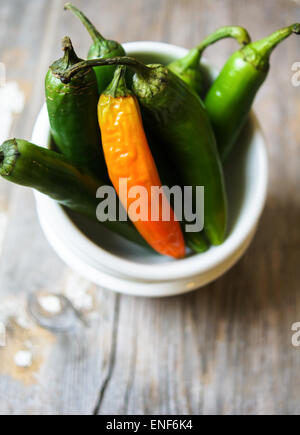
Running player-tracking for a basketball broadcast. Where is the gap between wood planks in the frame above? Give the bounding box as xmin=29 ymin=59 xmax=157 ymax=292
xmin=21 ymin=0 xmax=62 ymax=139
xmin=93 ymin=294 xmax=120 ymax=415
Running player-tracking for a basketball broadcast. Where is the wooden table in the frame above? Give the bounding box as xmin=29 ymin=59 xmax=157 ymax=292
xmin=0 ymin=0 xmax=299 ymax=415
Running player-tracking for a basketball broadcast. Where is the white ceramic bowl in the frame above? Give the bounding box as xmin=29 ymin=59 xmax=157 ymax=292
xmin=32 ymin=41 xmax=268 ymax=297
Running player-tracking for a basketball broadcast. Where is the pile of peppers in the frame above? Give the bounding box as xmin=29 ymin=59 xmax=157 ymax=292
xmin=0 ymin=3 xmax=299 ymax=259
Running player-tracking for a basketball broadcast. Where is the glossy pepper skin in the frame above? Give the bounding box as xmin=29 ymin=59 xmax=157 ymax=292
xmin=58 ymin=57 xmax=227 ymax=246
xmin=98 ymin=67 xmax=185 ymax=258
xmin=0 ymin=139 xmax=148 ymax=248
xmin=46 ymin=37 xmax=107 ymax=179
xmin=168 ymin=26 xmax=251 ymax=97
xmin=64 ymin=3 xmax=126 ymax=94
xmin=205 ymin=23 xmax=300 ymax=162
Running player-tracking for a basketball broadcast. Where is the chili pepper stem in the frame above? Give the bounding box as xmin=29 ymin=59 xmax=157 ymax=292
xmin=64 ymin=3 xmax=105 ymax=43
xmin=105 ymin=66 xmax=130 ymax=98
xmin=63 ymin=36 xmax=81 ymax=62
xmin=252 ymin=23 xmax=300 ymax=58
xmin=57 ymin=56 xmax=152 ymax=84
xmin=50 ymin=36 xmax=81 ymax=77
xmin=169 ymin=26 xmax=251 ymax=73
xmin=243 ymin=23 xmax=300 ymax=70
xmin=174 ymin=48 xmax=201 ymax=73
xmin=195 ymin=25 xmax=251 ymax=62
xmin=0 ymin=139 xmax=19 ymax=176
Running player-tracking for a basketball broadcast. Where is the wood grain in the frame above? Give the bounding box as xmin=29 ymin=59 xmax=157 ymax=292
xmin=0 ymin=0 xmax=299 ymax=415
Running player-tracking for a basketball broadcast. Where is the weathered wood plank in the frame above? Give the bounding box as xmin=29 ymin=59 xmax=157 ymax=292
xmin=0 ymin=0 xmax=118 ymax=415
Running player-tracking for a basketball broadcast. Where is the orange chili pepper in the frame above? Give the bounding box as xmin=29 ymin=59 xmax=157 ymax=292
xmin=98 ymin=66 xmax=185 ymax=258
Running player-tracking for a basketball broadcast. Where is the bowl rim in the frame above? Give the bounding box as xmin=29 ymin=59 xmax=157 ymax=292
xmin=32 ymin=40 xmax=269 ymax=283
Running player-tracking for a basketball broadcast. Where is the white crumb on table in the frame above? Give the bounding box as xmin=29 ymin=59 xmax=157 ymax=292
xmin=14 ymin=350 xmax=33 ymax=368
xmin=0 ymin=81 xmax=25 ymax=144
xmin=37 ymin=295 xmax=62 ymax=315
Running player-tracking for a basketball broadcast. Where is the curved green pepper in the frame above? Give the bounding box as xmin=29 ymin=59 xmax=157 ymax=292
xmin=0 ymin=138 xmax=148 ymax=248
xmin=64 ymin=3 xmax=126 ymax=94
xmin=168 ymin=26 xmax=251 ymax=97
xmin=45 ymin=37 xmax=107 ymax=179
xmin=205 ymin=23 xmax=300 ymax=162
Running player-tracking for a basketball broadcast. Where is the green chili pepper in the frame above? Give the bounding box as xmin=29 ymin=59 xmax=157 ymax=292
xmin=58 ymin=57 xmax=228 ymax=246
xmin=205 ymin=23 xmax=300 ymax=162
xmin=168 ymin=26 xmax=251 ymax=97
xmin=45 ymin=37 xmax=106 ymax=179
xmin=132 ymin=66 xmax=227 ymax=246
xmin=147 ymin=134 xmax=209 ymax=253
xmin=64 ymin=3 xmax=126 ymax=94
xmin=0 ymin=138 xmax=148 ymax=248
